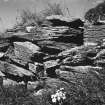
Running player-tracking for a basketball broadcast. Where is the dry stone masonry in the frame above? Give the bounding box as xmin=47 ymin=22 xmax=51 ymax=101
xmin=0 ymin=15 xmax=105 ymax=104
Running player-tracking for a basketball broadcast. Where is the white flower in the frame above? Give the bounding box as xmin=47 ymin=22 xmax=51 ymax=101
xmin=62 ymin=94 xmax=66 ymax=100
xmin=57 ymin=89 xmax=60 ymax=93
xmin=60 ymin=88 xmax=64 ymax=90
xmin=52 ymin=97 xmax=57 ymax=103
xmin=56 ymin=92 xmax=60 ymax=97
xmin=62 ymin=96 xmax=66 ymax=100
xmin=58 ymin=91 xmax=63 ymax=97
xmin=51 ymin=94 xmax=55 ymax=99
xmin=57 ymin=96 xmax=61 ymax=101
xmin=51 ymin=88 xmax=67 ymax=103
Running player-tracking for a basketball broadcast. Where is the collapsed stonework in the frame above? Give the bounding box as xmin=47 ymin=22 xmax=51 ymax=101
xmin=2 ymin=15 xmax=105 ymax=105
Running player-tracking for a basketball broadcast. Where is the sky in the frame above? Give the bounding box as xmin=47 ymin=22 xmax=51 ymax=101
xmin=0 ymin=0 xmax=104 ymax=32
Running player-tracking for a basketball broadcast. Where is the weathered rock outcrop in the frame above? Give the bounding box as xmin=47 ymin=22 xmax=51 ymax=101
xmin=3 ymin=42 xmax=43 ymax=66
xmin=45 ymin=15 xmax=84 ymax=28
xmin=0 ymin=61 xmax=37 ymax=83
xmin=1 ymin=15 xmax=105 ymax=105
xmin=36 ymin=16 xmax=84 ymax=53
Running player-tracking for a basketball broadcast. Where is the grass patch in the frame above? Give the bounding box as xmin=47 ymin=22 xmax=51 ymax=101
xmin=15 ymin=3 xmax=64 ymax=28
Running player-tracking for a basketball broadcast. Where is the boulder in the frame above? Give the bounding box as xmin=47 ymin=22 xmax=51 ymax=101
xmin=60 ymin=65 xmax=102 ymax=74
xmin=0 ymin=61 xmax=34 ymax=77
xmin=0 ymin=61 xmax=37 ymax=82
xmin=14 ymin=41 xmax=40 ymax=53
xmin=44 ymin=60 xmax=60 ymax=69
xmin=46 ymin=15 xmax=84 ymax=28
xmin=62 ymin=53 xmax=93 ymax=66
xmin=28 ymin=62 xmax=44 ymax=77
xmin=4 ymin=42 xmax=41 ymax=66
xmin=44 ymin=60 xmax=60 ymax=77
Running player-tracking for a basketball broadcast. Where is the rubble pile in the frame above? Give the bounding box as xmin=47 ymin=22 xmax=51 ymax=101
xmin=0 ymin=15 xmax=105 ymax=104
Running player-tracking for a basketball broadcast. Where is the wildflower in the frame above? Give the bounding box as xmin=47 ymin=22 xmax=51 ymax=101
xmin=57 ymin=96 xmax=61 ymax=101
xmin=58 ymin=91 xmax=63 ymax=97
xmin=60 ymin=88 xmax=64 ymax=90
xmin=51 ymin=94 xmax=56 ymax=99
xmin=62 ymin=93 xmax=66 ymax=100
xmin=57 ymin=89 xmax=60 ymax=93
xmin=52 ymin=97 xmax=57 ymax=103
xmin=51 ymin=88 xmax=66 ymax=104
